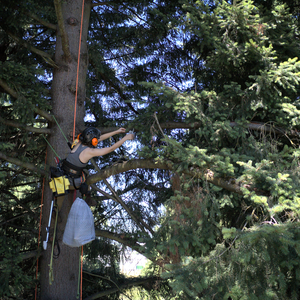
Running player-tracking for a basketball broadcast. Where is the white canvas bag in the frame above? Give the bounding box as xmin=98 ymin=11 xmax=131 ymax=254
xmin=63 ymin=197 xmax=95 ymax=247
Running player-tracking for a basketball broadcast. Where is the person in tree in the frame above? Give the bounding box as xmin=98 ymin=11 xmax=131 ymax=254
xmin=59 ymin=127 xmax=134 ymax=208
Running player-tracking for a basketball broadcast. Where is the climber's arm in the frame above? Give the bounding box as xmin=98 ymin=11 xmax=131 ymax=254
xmin=99 ymin=128 xmax=126 ymax=141
xmin=80 ymin=133 xmax=134 ymax=162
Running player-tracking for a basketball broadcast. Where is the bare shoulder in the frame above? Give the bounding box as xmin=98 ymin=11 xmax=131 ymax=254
xmin=79 ymin=147 xmax=96 ymax=163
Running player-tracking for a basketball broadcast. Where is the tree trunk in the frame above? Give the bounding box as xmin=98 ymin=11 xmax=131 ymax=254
xmin=40 ymin=0 xmax=91 ymax=299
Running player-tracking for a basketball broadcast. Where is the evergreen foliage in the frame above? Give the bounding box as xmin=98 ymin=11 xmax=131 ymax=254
xmin=1 ymin=0 xmax=300 ymax=299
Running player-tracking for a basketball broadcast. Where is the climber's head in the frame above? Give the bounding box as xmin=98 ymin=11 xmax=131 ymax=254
xmin=79 ymin=127 xmax=101 ymax=147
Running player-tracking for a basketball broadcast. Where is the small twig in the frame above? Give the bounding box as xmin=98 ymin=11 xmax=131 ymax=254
xmin=153 ymin=112 xmax=166 ymax=137
xmin=91 ymin=158 xmax=154 ymax=235
xmin=203 ymin=222 xmax=248 ymax=265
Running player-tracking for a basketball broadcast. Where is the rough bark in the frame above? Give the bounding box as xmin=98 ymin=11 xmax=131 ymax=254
xmin=39 ymin=1 xmax=91 ymax=299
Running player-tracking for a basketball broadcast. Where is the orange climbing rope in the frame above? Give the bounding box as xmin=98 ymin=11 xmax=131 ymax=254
xmin=80 ymin=245 xmax=84 ymax=300
xmin=74 ymin=1 xmax=86 ymax=298
xmin=35 ymin=151 xmax=47 ymax=300
xmin=73 ymin=0 xmax=86 ymax=142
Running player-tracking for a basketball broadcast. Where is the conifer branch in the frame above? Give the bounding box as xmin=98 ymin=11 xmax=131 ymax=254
xmin=95 ymin=121 xmax=299 ymax=138
xmin=104 ymin=178 xmax=154 ymax=235
xmin=7 ymin=31 xmax=57 ymax=67
xmin=90 ymin=158 xmax=153 ymax=235
xmin=0 ymin=250 xmax=39 ymax=263
xmin=158 ymin=121 xmax=299 ymax=138
xmin=96 ymin=70 xmax=139 ymax=114
xmin=0 ymin=78 xmax=18 ymax=98
xmin=90 ymin=50 xmax=138 ymax=113
xmin=0 ymin=151 xmax=48 ymax=177
xmin=0 ymin=212 xmax=32 ymax=227
xmin=3 ymin=190 xmax=37 ymax=216
xmin=95 ymin=229 xmax=142 ymax=251
xmin=90 ymin=183 xmax=117 ymax=200
xmin=83 ymin=277 xmax=160 ymax=300
xmin=0 ymin=116 xmax=52 ymax=134
xmin=83 ymin=272 xmax=160 ymax=300
xmin=87 ymin=159 xmax=170 ymax=185
xmin=24 ymin=11 xmax=57 ymax=30
xmin=87 ymin=159 xmax=253 ymax=196
xmin=19 ymin=250 xmax=39 ymax=261
xmin=91 ymin=1 xmax=111 ymax=7
xmin=54 ymin=0 xmax=71 ymax=61
xmin=0 ymin=78 xmax=54 ymax=122
xmin=33 ymin=107 xmax=54 ymax=122
xmin=2 ymin=180 xmax=40 ymax=189
xmin=6 ymin=224 xmax=38 ymax=235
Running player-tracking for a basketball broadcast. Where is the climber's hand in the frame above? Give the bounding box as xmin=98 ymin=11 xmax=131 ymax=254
xmin=126 ymin=133 xmax=135 ymax=140
xmin=117 ymin=128 xmax=126 ymax=134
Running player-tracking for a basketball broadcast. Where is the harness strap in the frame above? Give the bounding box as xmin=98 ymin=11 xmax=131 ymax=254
xmin=62 ymin=159 xmax=85 ymax=177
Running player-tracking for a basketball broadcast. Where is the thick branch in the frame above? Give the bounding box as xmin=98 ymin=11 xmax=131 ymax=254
xmin=87 ymin=159 xmax=245 ymax=195
xmin=0 ymin=78 xmax=18 ymax=98
xmin=0 ymin=151 xmax=48 ymax=177
xmin=104 ymin=178 xmax=153 ymax=234
xmin=3 ymin=190 xmax=37 ymax=216
xmin=87 ymin=159 xmax=170 ymax=185
xmin=25 ymin=11 xmax=57 ymax=30
xmin=21 ymin=250 xmax=39 ymax=261
xmin=20 ymin=250 xmax=39 ymax=261
xmin=6 ymin=224 xmax=38 ymax=235
xmin=33 ymin=107 xmax=54 ymax=122
xmin=0 ymin=212 xmax=32 ymax=226
xmin=7 ymin=31 xmax=57 ymax=66
xmin=160 ymin=121 xmax=300 ymax=138
xmin=90 ymin=54 xmax=138 ymax=114
xmin=95 ymin=229 xmax=142 ymax=251
xmin=0 ymin=250 xmax=39 ymax=263
xmin=95 ymin=121 xmax=299 ymax=137
xmin=0 ymin=116 xmax=52 ymax=134
xmin=90 ymin=183 xmax=117 ymax=201
xmin=84 ymin=277 xmax=160 ymax=300
xmin=98 ymin=71 xmax=139 ymax=114
xmin=229 ymin=121 xmax=296 ymax=136
xmin=91 ymin=158 xmax=153 ymax=234
xmin=54 ymin=0 xmax=71 ymax=61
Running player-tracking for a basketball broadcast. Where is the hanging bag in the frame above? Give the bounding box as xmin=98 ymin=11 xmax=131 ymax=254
xmin=63 ymin=197 xmax=95 ymax=247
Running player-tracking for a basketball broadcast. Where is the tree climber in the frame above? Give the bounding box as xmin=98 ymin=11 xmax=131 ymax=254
xmin=57 ymin=127 xmax=135 ymax=209
xmin=45 ymin=127 xmax=134 ymax=252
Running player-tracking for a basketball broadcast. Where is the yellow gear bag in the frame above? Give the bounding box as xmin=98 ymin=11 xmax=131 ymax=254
xmin=49 ymin=176 xmax=70 ymax=196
